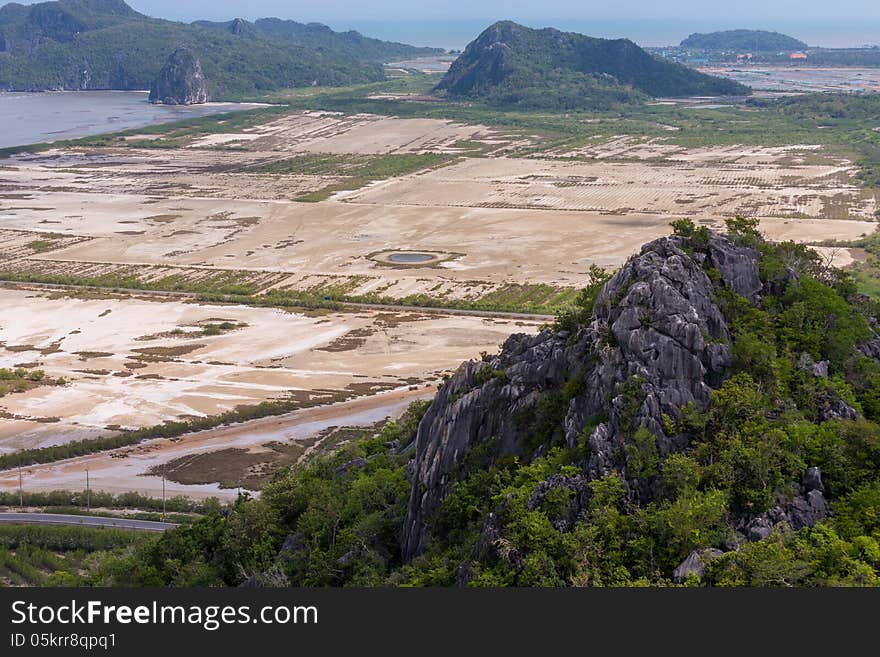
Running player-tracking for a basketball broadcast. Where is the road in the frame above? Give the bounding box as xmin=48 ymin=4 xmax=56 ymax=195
xmin=0 ymin=512 xmax=177 ymax=532
xmin=0 ymin=280 xmax=555 ymax=322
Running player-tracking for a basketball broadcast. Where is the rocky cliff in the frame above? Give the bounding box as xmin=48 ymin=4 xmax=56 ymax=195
xmin=149 ymin=47 xmax=208 ymax=105
xmin=402 ymin=233 xmax=810 ymax=561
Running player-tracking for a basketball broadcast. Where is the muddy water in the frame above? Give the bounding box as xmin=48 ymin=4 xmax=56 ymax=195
xmin=0 ymin=91 xmax=260 ymax=148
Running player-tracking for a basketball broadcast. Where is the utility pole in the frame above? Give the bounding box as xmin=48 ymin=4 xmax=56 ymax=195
xmin=162 ymin=466 xmax=166 ymax=519
xmin=86 ymin=468 xmax=90 ymax=513
xmin=18 ymin=458 xmax=23 ymax=510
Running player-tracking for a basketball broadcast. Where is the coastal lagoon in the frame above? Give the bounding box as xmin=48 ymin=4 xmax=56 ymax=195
xmin=0 ymin=91 xmax=261 ymax=148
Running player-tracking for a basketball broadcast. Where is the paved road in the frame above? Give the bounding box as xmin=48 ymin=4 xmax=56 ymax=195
xmin=0 ymin=512 xmax=177 ymax=532
xmin=0 ymin=280 xmax=555 ymax=322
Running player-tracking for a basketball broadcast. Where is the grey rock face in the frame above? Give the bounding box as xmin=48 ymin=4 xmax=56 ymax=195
xmin=815 ymin=389 xmax=860 ymax=422
xmin=858 ymin=334 xmax=880 ymax=360
xmin=746 ymin=516 xmax=776 ymax=542
xmin=744 ymin=487 xmax=829 ymax=541
xmin=707 ymin=235 xmax=762 ymax=301
xmin=803 ymin=466 xmax=824 ymax=493
xmin=573 ymin=236 xmax=741 ymax=477
xmin=149 ymin=47 xmax=208 ymax=105
xmin=401 ymin=332 xmax=571 ymax=559
xmin=673 ymin=548 xmax=724 ymax=583
xmin=402 ymin=234 xmax=762 ymax=561
xmin=789 ymin=490 xmax=829 ymax=531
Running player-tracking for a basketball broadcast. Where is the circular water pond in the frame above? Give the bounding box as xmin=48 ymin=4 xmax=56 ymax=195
xmin=370 ymin=250 xmax=458 ymax=267
xmin=387 ymin=252 xmax=435 ymax=264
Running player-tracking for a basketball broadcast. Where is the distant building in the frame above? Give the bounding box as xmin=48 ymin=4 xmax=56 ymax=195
xmin=790 ymin=52 xmax=808 ymax=60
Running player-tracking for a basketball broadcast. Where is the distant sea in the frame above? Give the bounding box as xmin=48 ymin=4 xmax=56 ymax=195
xmin=0 ymin=91 xmax=261 ymax=149
xmin=325 ymin=18 xmax=880 ymax=50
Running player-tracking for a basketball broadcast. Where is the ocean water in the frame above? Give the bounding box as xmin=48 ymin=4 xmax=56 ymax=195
xmin=0 ymin=91 xmax=261 ymax=149
xmin=326 ymin=18 xmax=880 ymax=50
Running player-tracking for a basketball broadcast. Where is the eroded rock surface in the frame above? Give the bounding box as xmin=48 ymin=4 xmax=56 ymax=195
xmin=402 ymin=234 xmax=763 ymax=560
xmin=149 ymin=47 xmax=208 ymax=105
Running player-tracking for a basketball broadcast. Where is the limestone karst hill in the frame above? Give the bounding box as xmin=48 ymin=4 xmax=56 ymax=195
xmin=0 ymin=0 xmax=440 ymax=96
xmin=435 ymin=21 xmax=749 ymax=109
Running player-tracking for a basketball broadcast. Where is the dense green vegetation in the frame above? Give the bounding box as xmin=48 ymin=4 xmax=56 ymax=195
xmin=435 ymin=21 xmax=748 ymax=110
xmin=233 ymin=18 xmax=440 ymax=62
xmin=259 ymin=75 xmax=877 ymax=164
xmin=0 ymin=490 xmax=214 ymax=514
xmin=0 ymin=0 xmax=436 ymax=97
xmin=679 ymin=30 xmax=808 ymax=51
xmin=48 ymin=403 xmax=429 ymax=586
xmin=38 ymin=219 xmax=878 ymax=587
xmin=0 ymin=525 xmax=149 ymax=586
xmin=841 ymin=232 xmax=880 ymax=299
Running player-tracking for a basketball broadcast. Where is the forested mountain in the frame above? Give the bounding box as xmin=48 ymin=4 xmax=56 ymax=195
xmin=251 ymin=18 xmax=441 ymax=62
xmin=435 ymin=21 xmax=749 ymax=110
xmin=0 ymin=0 xmax=436 ymax=97
xmin=90 ymin=220 xmax=880 ymax=587
xmin=680 ymin=29 xmax=808 ymax=51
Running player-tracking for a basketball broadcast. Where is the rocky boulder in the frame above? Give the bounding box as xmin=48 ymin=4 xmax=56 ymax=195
xmin=743 ymin=467 xmax=830 ymax=541
xmin=149 ymin=47 xmax=208 ymax=105
xmin=673 ymin=548 xmax=725 ymax=583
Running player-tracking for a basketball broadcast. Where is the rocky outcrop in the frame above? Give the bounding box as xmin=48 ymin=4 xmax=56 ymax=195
xmin=402 ymin=234 xmax=762 ymax=560
xmin=228 ymin=18 xmax=250 ymax=36
xmin=673 ymin=548 xmax=724 ymax=583
xmin=743 ymin=467 xmax=830 ymax=541
xmin=149 ymin=47 xmax=208 ymax=105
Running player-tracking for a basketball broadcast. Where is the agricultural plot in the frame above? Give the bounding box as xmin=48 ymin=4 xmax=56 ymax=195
xmin=344 ymin=154 xmax=878 ymax=220
xmin=190 ymin=110 xmax=517 ymax=155
xmin=1 ymin=103 xmax=878 ymax=497
xmin=1 ymin=148 xmax=343 ymax=201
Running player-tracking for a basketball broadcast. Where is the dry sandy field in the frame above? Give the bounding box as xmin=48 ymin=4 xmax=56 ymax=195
xmin=0 ymin=286 xmax=535 ymax=451
xmin=0 ymin=387 xmax=433 ymax=500
xmin=0 ymin=106 xmax=877 ymax=498
xmin=1 ymin=121 xmax=875 ymax=301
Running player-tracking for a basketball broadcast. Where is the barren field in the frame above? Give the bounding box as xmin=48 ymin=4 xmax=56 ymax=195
xmin=0 ymin=387 xmax=432 ymax=500
xmin=0 ymin=287 xmax=537 ymax=451
xmin=345 ymin=153 xmax=877 ymax=220
xmin=1 ymin=104 xmax=878 ymax=497
xmin=219 ymin=111 xmax=504 ymax=154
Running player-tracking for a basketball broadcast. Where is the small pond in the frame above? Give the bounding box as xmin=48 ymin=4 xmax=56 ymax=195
xmin=387 ymin=253 xmax=436 ymax=264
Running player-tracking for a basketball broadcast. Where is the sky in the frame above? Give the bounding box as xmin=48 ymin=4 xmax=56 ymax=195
xmin=8 ymin=1 xmax=880 ymax=48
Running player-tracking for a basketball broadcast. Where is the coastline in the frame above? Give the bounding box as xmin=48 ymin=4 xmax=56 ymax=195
xmin=0 ymin=90 xmax=270 ymax=150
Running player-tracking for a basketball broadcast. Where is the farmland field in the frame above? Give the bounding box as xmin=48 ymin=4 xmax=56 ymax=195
xmin=1 ymin=78 xmax=878 ymax=498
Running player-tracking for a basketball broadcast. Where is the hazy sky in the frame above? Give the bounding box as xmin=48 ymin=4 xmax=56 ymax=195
xmin=81 ymin=0 xmax=878 ymax=23
xmin=8 ymin=1 xmax=880 ymax=47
